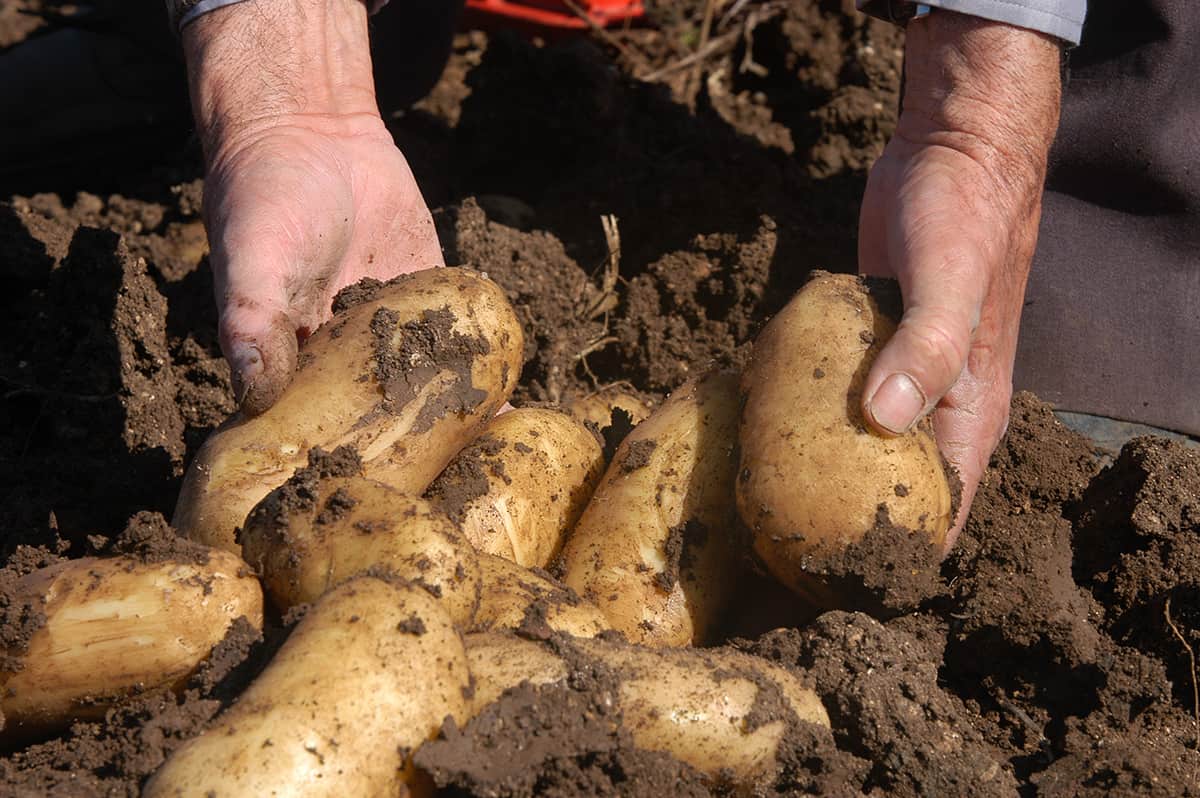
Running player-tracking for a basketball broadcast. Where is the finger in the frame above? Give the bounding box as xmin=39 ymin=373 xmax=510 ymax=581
xmin=212 ymin=235 xmax=301 ymax=417
xmin=931 ymin=367 xmax=1011 ymax=552
xmin=861 ymin=230 xmax=986 ymax=436
xmin=857 ymin=157 xmax=895 ymax=278
xmin=218 ymin=294 xmax=299 ymax=418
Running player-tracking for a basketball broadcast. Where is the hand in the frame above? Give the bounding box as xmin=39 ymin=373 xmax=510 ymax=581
xmin=857 ymin=12 xmax=1062 ymax=549
xmin=182 ymin=0 xmax=443 ymax=415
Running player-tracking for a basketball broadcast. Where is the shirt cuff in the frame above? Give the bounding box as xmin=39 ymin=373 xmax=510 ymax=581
xmin=857 ymin=0 xmax=1086 ymax=45
xmin=172 ymin=0 xmax=390 ymax=33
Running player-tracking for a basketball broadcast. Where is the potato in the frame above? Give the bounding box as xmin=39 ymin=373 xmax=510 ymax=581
xmin=462 ymin=632 xmax=568 ymax=714
xmin=565 ymin=384 xmax=654 ymax=432
xmin=144 ymin=577 xmax=469 ymax=798
xmin=736 ymin=272 xmax=954 ymax=596
xmin=240 ymin=453 xmax=480 ymax=625
xmin=173 ymin=268 xmax=524 ymax=553
xmin=0 ymin=551 xmax=263 ymax=742
xmin=559 ymin=372 xmax=740 ymax=646
xmin=463 ymin=632 xmax=830 ymax=784
xmin=473 ymin=553 xmax=609 ymax=638
xmin=426 ymin=408 xmax=604 ymax=568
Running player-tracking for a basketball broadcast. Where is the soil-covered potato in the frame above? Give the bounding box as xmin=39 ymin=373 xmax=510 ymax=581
xmin=0 ymin=551 xmax=263 ymax=743
xmin=426 ymin=408 xmax=604 ymax=568
xmin=559 ymin=372 xmax=740 ymax=646
xmin=143 ymin=577 xmax=469 ymax=798
xmin=473 ymin=553 xmax=609 ymax=637
xmin=565 ymin=385 xmax=655 ymax=431
xmin=240 ymin=451 xmax=481 ymax=625
xmin=463 ymin=632 xmax=830 ymax=785
xmin=737 ymin=272 xmax=954 ymax=598
xmin=173 ymin=268 xmax=524 ymax=554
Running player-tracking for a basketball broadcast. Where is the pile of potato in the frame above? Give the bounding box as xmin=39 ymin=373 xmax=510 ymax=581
xmin=0 ymin=268 xmax=954 ymax=795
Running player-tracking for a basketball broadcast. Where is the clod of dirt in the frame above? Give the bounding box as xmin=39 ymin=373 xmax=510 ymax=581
xmin=744 ymin=613 xmax=1019 ymax=796
xmin=1 ymin=209 xmax=225 ymax=545
xmin=981 ymin=391 xmax=1101 ymax=513
xmin=776 ymin=504 xmax=945 ymax=617
xmin=415 ymin=664 xmax=713 ymax=798
xmin=371 ymin=302 xmax=491 ymax=433
xmin=76 ymin=229 xmax=185 ymax=471
xmin=330 ymin=277 xmax=386 ymax=314
xmin=0 ymin=575 xmax=47 ymax=675
xmin=426 ymin=434 xmax=506 ymax=524
xmin=706 ymin=0 xmax=902 ymax=174
xmin=241 ymin=446 xmax=364 ymax=543
xmin=944 ymin=507 xmax=1103 ymax=693
xmin=1072 ymin=437 xmax=1200 ymax=707
xmin=618 ymin=439 xmax=656 ymax=474
xmin=611 ymin=219 xmax=777 ymax=393
xmin=935 ymin=393 xmax=1106 ymax=716
xmin=438 ymin=198 xmax=609 ymax=405
xmin=112 ymin=510 xmax=209 ymax=565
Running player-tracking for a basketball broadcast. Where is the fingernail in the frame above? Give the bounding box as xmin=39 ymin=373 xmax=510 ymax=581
xmin=866 ymin=373 xmax=927 ymax=435
xmin=228 ymin=342 xmax=263 ymax=403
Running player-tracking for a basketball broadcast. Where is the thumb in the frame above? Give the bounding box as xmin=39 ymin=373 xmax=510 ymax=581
xmin=217 ymin=276 xmax=300 ymax=418
xmin=861 ymin=248 xmax=985 ymax=436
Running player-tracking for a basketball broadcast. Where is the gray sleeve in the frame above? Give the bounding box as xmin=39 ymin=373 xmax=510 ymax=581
xmin=929 ymin=0 xmax=1084 ymax=43
xmin=857 ymin=0 xmax=1086 ymax=44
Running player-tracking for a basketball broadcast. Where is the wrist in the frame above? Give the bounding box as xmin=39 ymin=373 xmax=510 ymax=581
xmin=182 ymin=0 xmax=379 ymax=161
xmin=899 ymin=11 xmax=1061 ymax=190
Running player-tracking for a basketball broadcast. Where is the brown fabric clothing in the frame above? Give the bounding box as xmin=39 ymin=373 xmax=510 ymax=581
xmin=1015 ymin=0 xmax=1200 ymax=436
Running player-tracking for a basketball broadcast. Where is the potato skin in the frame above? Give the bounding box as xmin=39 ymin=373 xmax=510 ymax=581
xmin=463 ymin=632 xmax=829 ymax=784
xmin=585 ymin=642 xmax=829 ymax=783
xmin=173 ymin=268 xmax=524 ymax=554
xmin=0 ymin=551 xmax=263 ymax=742
xmin=427 ymin=408 xmax=604 ymax=568
xmin=473 ymin=553 xmax=609 ymax=638
xmin=463 ymin=632 xmax=568 ymax=715
xmin=559 ymin=372 xmax=740 ymax=646
xmin=144 ymin=577 xmax=470 ymax=798
xmin=565 ymin=385 xmax=654 ymax=431
xmin=737 ymin=272 xmax=953 ymax=596
xmin=240 ymin=465 xmax=481 ymax=625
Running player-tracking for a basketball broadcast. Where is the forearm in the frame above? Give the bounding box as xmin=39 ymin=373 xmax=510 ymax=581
xmin=899 ymin=12 xmax=1062 ymax=215
xmin=181 ymin=0 xmax=378 ymax=161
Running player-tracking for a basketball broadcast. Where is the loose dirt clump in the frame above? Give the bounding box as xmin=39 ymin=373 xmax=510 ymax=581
xmin=438 ymin=198 xmax=611 ymax=404
xmin=417 ymin=679 xmax=714 ymax=798
xmin=744 ymin=614 xmax=1020 ymax=796
xmin=110 ymin=511 xmax=210 ymax=566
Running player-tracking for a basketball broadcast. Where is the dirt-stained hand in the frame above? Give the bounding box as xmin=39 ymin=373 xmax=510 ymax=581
xmin=858 ymin=12 xmax=1062 ymax=549
xmin=182 ymin=0 xmax=443 ymax=415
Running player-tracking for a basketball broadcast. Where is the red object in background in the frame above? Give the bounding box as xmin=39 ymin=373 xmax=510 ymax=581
xmin=463 ymin=0 xmax=645 ymax=35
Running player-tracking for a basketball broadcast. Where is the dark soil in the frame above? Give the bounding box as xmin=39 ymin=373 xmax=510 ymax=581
xmin=2 ymin=2 xmax=1199 ymax=796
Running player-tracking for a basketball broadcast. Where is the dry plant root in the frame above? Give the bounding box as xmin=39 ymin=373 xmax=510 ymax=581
xmin=143 ymin=577 xmax=470 ymax=798
xmin=565 ymin=384 xmax=655 ymax=432
xmin=426 ymin=408 xmax=605 ymax=568
xmin=462 ymin=631 xmax=830 ymax=785
xmin=0 ymin=551 xmax=263 ymax=743
xmin=173 ymin=268 xmax=524 ymax=554
xmin=737 ymin=271 xmax=954 ymax=602
xmin=560 ymin=371 xmax=741 ymax=646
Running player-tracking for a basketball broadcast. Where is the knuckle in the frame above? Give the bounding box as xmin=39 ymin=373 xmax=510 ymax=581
xmin=899 ymin=317 xmax=970 ymax=387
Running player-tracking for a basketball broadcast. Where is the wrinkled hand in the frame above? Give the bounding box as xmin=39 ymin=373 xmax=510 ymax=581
xmin=181 ymin=0 xmax=442 ymax=415
xmin=858 ymin=12 xmax=1062 ymax=549
xmin=204 ymin=120 xmax=443 ymax=414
